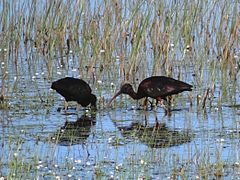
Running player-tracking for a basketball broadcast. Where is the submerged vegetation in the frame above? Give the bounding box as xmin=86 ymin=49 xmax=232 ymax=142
xmin=0 ymin=0 xmax=239 ymax=179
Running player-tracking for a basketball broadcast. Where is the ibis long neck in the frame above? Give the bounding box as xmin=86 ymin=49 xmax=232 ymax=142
xmin=127 ymin=90 xmax=141 ymax=100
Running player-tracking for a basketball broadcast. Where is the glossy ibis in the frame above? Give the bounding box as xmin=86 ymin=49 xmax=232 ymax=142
xmin=108 ymin=76 xmax=192 ymax=109
xmin=51 ymin=77 xmax=97 ymax=110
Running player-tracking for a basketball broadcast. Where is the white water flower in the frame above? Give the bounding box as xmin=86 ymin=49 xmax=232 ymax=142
xmin=20 ymin=129 xmax=25 ymax=133
xmin=75 ymin=159 xmax=81 ymax=164
xmin=234 ymin=162 xmax=240 ymax=166
xmin=108 ymin=137 xmax=112 ymax=143
xmin=110 ymin=82 xmax=115 ymax=87
xmin=216 ymin=138 xmax=225 ymax=142
xmin=97 ymin=80 xmax=102 ymax=84
xmin=115 ymin=163 xmax=122 ymax=170
xmin=234 ymin=55 xmax=239 ymax=59
xmin=37 ymin=165 xmax=43 ymax=169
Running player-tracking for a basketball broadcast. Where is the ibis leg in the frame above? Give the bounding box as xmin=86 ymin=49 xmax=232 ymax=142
xmin=64 ymin=101 xmax=68 ymax=111
xmin=143 ymin=111 xmax=149 ymax=126
xmin=76 ymin=103 xmax=80 ymax=111
xmin=157 ymin=98 xmax=171 ymax=116
xmin=148 ymin=99 xmax=156 ymax=110
xmin=153 ymin=109 xmax=158 ymax=122
xmin=143 ymin=97 xmax=148 ymax=110
xmin=156 ymin=98 xmax=166 ymax=109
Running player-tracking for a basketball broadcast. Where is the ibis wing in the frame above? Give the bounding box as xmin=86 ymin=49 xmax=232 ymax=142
xmin=138 ymin=76 xmax=192 ymax=99
xmin=53 ymin=77 xmax=92 ymax=102
xmin=137 ymin=80 xmax=167 ymax=98
xmin=67 ymin=83 xmax=92 ymax=99
xmin=143 ymin=84 xmax=173 ymax=98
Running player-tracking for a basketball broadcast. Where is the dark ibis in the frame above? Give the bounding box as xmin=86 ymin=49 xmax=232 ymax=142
xmin=108 ymin=76 xmax=192 ymax=109
xmin=51 ymin=77 xmax=97 ymax=110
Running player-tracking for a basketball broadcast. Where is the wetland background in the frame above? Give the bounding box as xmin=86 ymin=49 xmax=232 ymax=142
xmin=0 ymin=0 xmax=239 ymax=179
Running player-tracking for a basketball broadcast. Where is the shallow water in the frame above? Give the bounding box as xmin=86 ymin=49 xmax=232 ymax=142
xmin=0 ymin=48 xmax=240 ymax=179
xmin=0 ymin=49 xmax=240 ymax=179
xmin=0 ymin=73 xmax=239 ymax=179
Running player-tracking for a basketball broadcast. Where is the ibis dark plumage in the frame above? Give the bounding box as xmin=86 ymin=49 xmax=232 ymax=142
xmin=51 ymin=77 xmax=97 ymax=110
xmin=108 ymin=76 xmax=192 ymax=108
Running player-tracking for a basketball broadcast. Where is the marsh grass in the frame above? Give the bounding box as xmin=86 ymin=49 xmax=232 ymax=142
xmin=0 ymin=0 xmax=239 ymax=179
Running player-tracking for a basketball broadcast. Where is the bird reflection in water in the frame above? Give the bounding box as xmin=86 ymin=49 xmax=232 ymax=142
xmin=51 ymin=113 xmax=96 ymax=146
xmin=116 ymin=122 xmax=193 ymax=148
